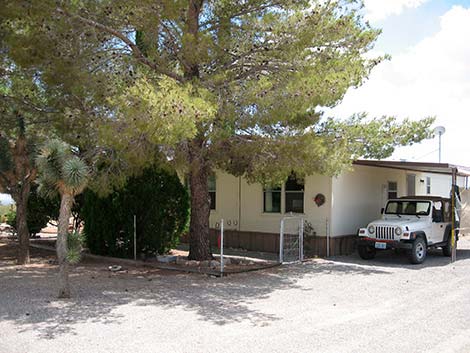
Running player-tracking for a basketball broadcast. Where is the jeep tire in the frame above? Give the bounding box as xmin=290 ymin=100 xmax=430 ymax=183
xmin=442 ymin=236 xmax=457 ymax=257
xmin=409 ymin=237 xmax=427 ymax=264
xmin=358 ymin=244 xmax=376 ymax=260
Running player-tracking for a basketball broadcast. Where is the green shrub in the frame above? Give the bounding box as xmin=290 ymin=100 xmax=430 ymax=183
xmin=82 ymin=167 xmax=189 ymax=258
xmin=5 ymin=209 xmax=16 ymax=228
xmin=0 ymin=204 xmax=14 ymax=223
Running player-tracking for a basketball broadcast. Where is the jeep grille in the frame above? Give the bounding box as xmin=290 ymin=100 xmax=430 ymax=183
xmin=375 ymin=226 xmax=396 ymax=240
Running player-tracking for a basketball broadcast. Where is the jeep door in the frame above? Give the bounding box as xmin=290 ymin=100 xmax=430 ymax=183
xmin=431 ymin=201 xmax=447 ymax=244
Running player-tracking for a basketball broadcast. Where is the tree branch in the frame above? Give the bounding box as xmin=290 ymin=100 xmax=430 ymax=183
xmin=56 ymin=7 xmax=185 ymax=84
xmin=0 ymin=94 xmax=58 ymax=114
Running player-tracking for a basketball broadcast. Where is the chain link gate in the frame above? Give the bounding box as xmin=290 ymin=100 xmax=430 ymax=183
xmin=279 ymin=216 xmax=304 ymax=263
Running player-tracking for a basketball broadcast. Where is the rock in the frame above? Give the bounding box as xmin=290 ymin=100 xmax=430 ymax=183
xmin=176 ymin=257 xmax=188 ymax=265
xmin=221 ymin=257 xmax=231 ymax=265
xmin=186 ymin=260 xmax=200 ymax=267
xmin=108 ymin=265 xmax=122 ymax=272
xmin=200 ymin=260 xmax=210 ymax=267
xmin=210 ymin=260 xmax=221 ymax=268
xmin=156 ymin=255 xmax=177 ymax=263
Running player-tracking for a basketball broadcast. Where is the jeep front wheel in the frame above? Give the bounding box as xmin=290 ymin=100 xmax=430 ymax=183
xmin=409 ymin=237 xmax=427 ymax=264
xmin=358 ymin=244 xmax=376 ymax=260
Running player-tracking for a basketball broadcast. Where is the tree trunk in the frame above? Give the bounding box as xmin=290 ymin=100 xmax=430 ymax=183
xmin=183 ymin=0 xmax=204 ymax=80
xmin=184 ymin=1 xmax=212 ymax=261
xmin=57 ymin=193 xmax=73 ymax=298
xmin=9 ymin=121 xmax=34 ymax=265
xmin=187 ymin=161 xmax=212 ymax=261
xmin=14 ymin=184 xmax=31 ymax=265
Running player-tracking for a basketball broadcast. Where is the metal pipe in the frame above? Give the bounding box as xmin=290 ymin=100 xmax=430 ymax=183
xmin=299 ymin=218 xmax=304 ymax=262
xmin=220 ymin=219 xmax=224 ymax=273
xmin=238 ymin=177 xmax=242 ymax=231
xmin=326 ymin=218 xmax=330 ymax=258
xmin=133 ymin=215 xmax=137 ymax=261
xmin=279 ymin=219 xmax=284 ymax=264
xmin=439 ymin=133 xmax=442 ymax=163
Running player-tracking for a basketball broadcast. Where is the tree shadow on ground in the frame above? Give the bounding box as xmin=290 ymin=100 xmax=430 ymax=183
xmin=0 ymin=239 xmax=390 ymax=340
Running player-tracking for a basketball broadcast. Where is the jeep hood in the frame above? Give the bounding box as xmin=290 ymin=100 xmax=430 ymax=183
xmin=369 ymin=218 xmax=426 ymax=228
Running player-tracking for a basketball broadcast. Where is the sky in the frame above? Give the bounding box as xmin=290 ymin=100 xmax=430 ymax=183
xmin=0 ymin=193 xmax=13 ymax=205
xmin=329 ymin=0 xmax=470 ymax=166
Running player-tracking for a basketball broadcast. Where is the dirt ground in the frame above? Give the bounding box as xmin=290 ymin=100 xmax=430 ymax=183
xmin=2 ymin=237 xmax=470 ymax=353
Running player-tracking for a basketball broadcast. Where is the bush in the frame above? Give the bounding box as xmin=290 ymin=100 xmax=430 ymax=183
xmin=82 ymin=167 xmax=189 ymax=258
xmin=0 ymin=204 xmax=14 ymax=223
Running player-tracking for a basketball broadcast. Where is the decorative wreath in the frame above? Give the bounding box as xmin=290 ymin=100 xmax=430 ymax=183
xmin=314 ymin=193 xmax=326 ymax=207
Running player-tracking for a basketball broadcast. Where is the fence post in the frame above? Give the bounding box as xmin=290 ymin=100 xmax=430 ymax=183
xmin=279 ymin=219 xmax=284 ymax=263
xmin=326 ymin=218 xmax=330 ymax=258
xmin=133 ymin=215 xmax=137 ymax=261
xmin=299 ymin=218 xmax=304 ymax=262
xmin=220 ymin=219 xmax=224 ymax=274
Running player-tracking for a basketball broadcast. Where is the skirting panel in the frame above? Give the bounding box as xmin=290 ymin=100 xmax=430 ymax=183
xmin=181 ymin=230 xmax=357 ymax=257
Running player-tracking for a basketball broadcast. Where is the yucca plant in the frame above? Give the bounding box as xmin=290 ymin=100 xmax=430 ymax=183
xmin=67 ymin=230 xmax=84 ymax=264
xmin=36 ymin=140 xmax=89 ymax=298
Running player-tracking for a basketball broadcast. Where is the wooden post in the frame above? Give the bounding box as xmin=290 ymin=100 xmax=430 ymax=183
xmin=451 ymin=169 xmax=457 ymax=263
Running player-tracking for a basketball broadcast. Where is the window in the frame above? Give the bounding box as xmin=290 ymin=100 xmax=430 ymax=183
xmin=426 ymin=177 xmax=431 ymax=195
xmin=208 ymin=175 xmax=216 ymax=210
xmin=263 ymin=186 xmax=281 ymax=213
xmin=385 ymin=201 xmax=431 ymax=216
xmin=388 ymin=181 xmax=398 ymax=199
xmin=285 ymin=174 xmax=304 ymax=213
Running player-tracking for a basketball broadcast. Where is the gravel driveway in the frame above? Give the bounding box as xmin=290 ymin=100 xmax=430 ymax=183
xmin=1 ymin=237 xmax=470 ymax=353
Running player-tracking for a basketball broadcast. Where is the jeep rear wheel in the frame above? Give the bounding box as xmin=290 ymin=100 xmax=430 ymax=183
xmin=409 ymin=237 xmax=427 ymax=264
xmin=358 ymin=244 xmax=376 ymax=260
xmin=442 ymin=236 xmax=457 ymax=257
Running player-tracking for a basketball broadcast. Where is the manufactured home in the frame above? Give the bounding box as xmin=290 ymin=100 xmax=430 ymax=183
xmin=206 ymin=160 xmax=470 ymax=256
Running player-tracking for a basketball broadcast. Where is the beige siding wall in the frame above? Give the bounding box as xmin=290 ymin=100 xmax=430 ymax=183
xmin=209 ymin=171 xmax=332 ymax=236
xmin=209 ymin=172 xmax=240 ymax=231
xmin=415 ymin=173 xmax=466 ymax=197
xmin=331 ymin=166 xmax=408 ymax=237
xmin=210 ymin=168 xmax=469 ymax=239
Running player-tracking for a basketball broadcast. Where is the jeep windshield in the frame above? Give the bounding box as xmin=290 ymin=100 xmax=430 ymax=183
xmin=385 ymin=200 xmax=431 ymax=216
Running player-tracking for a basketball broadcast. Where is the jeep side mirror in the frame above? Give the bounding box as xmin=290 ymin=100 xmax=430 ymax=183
xmin=381 ymin=208 xmax=384 ymax=214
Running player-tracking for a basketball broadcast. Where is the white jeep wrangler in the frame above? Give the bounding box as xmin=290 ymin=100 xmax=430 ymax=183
xmin=357 ymin=196 xmax=458 ymax=264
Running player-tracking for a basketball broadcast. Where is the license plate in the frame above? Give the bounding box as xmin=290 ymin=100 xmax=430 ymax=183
xmin=375 ymin=242 xmax=387 ymax=249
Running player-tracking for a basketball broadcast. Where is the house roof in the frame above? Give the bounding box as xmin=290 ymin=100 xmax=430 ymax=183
xmin=353 ymin=160 xmax=470 ymax=177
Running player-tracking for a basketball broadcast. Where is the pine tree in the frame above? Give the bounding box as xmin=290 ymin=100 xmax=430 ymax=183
xmin=2 ymin=0 xmax=434 ymax=260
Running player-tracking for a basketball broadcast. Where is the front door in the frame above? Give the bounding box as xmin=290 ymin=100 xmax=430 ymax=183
xmin=407 ymin=174 xmax=416 ymax=196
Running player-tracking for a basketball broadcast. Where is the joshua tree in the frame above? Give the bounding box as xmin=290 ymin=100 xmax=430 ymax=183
xmin=36 ymin=140 xmax=89 ymax=298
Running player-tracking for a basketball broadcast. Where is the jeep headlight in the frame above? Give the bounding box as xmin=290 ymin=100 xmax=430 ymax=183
xmin=395 ymin=227 xmax=403 ymax=236
xmin=368 ymin=225 xmax=375 ymax=234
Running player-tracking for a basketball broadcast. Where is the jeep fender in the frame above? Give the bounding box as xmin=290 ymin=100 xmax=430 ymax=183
xmin=412 ymin=231 xmax=427 ymax=244
xmin=443 ymin=225 xmax=452 ymax=242
xmin=443 ymin=225 xmax=459 ymax=242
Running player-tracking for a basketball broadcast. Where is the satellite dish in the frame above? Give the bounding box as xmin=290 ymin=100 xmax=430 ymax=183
xmin=434 ymin=126 xmax=446 ymax=136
